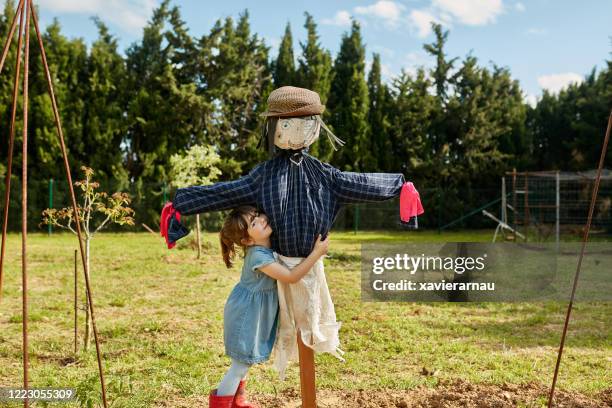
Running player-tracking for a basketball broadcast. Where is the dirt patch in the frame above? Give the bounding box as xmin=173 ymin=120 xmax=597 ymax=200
xmin=247 ymin=380 xmax=610 ymax=408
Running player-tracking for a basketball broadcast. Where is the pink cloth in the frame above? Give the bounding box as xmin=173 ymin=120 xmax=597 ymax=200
xmin=399 ymin=182 xmax=424 ymax=222
xmin=160 ymin=201 xmax=181 ymax=249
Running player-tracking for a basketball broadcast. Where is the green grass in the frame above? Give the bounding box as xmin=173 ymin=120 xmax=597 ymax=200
xmin=0 ymin=231 xmax=609 ymax=407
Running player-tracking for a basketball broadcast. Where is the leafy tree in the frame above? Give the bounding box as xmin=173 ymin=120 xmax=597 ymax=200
xmin=123 ymin=0 xmax=209 ymax=184
xmin=195 ymin=11 xmax=271 ymax=177
xmin=169 ymin=145 xmax=221 ymax=257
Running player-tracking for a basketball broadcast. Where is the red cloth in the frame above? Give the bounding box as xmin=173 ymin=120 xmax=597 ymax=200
xmin=160 ymin=201 xmax=181 ymax=249
xmin=399 ymin=182 xmax=424 ymax=222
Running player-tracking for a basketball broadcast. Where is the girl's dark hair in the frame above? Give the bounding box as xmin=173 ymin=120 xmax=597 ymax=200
xmin=219 ymin=206 xmax=258 ymax=268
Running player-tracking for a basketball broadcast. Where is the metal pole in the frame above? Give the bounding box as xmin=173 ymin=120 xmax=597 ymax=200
xmin=501 ymin=177 xmax=507 ymax=225
xmin=547 ymin=111 xmax=612 ymax=407
xmin=0 ymin=0 xmax=25 ymax=74
xmin=555 ymin=171 xmax=560 ymax=252
xmin=74 ymin=249 xmax=78 ymax=354
xmin=21 ymin=2 xmax=31 ymax=405
xmin=524 ymin=172 xmax=530 ymax=228
xmin=48 ymin=178 xmax=53 ymax=235
xmin=0 ymin=0 xmax=25 ymax=303
xmin=512 ymin=168 xmax=517 ymax=239
xmin=30 ymin=2 xmax=108 ymax=405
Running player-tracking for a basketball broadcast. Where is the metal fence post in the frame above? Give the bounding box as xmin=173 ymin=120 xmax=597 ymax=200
xmin=48 ymin=178 xmax=53 ymax=235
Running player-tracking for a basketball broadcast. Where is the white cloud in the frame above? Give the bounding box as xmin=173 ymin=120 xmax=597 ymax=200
xmin=322 ymin=10 xmax=352 ymax=27
xmin=524 ymin=93 xmax=537 ymax=108
xmin=537 ymin=73 xmax=583 ymax=94
xmin=354 ymin=1 xmax=405 ymax=26
xmin=515 ymin=2 xmax=526 ymax=12
xmin=408 ymin=9 xmax=440 ymax=38
xmin=371 ymin=45 xmax=396 ymax=59
xmin=526 ymin=27 xmax=547 ymax=35
xmin=380 ymin=62 xmax=395 ymax=80
xmin=432 ymin=0 xmax=504 ymax=26
xmin=37 ymin=0 xmax=157 ymax=33
xmin=265 ymin=36 xmax=281 ymax=57
xmin=404 ymin=51 xmax=430 ymax=67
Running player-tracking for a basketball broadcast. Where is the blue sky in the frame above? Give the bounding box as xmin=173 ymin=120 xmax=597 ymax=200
xmin=36 ymin=0 xmax=611 ymax=106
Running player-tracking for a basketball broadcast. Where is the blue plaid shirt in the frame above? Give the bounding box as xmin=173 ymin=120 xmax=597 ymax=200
xmin=171 ymin=152 xmax=405 ymax=257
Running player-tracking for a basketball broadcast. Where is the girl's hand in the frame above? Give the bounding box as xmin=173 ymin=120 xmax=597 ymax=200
xmin=313 ymin=234 xmax=330 ymax=256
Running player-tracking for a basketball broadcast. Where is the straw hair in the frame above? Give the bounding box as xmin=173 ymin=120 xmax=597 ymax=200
xmin=261 ymin=86 xmax=325 ymax=117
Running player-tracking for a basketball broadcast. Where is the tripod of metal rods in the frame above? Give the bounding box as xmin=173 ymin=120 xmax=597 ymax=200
xmin=0 ymin=1 xmax=108 ymax=406
xmin=547 ymin=110 xmax=611 ymax=407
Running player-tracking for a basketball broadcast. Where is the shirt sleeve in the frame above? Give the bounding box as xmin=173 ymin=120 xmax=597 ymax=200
xmin=172 ymin=163 xmax=264 ymax=215
xmin=251 ymin=247 xmax=276 ymax=273
xmin=330 ymin=166 xmax=405 ymax=204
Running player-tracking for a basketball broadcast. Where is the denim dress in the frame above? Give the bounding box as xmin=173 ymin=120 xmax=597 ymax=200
xmin=224 ymin=245 xmax=279 ymax=364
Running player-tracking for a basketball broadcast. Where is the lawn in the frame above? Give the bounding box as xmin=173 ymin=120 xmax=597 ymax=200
xmin=0 ymin=231 xmax=609 ymax=407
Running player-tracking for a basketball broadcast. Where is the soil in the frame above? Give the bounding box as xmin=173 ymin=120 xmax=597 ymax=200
xmin=245 ymin=380 xmax=611 ymax=408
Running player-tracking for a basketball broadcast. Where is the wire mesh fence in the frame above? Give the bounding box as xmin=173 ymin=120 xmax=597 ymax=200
xmin=1 ymin=174 xmax=609 ymax=237
xmin=506 ymin=170 xmax=612 ymax=241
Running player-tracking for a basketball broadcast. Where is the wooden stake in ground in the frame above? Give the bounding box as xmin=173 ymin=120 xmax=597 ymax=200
xmin=547 ymin=110 xmax=612 ymax=408
xmin=142 ymin=223 xmax=158 ymax=237
xmin=297 ymin=330 xmax=317 ymax=408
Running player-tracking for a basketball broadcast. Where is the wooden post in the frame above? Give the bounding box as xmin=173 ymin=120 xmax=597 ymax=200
xmin=297 ymin=330 xmax=316 ymax=408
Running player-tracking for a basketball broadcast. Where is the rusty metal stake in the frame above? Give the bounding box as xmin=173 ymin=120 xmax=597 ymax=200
xmin=0 ymin=0 xmax=25 ymax=303
xmin=0 ymin=1 xmax=109 ymax=406
xmin=21 ymin=2 xmax=31 ymax=405
xmin=547 ymin=111 xmax=612 ymax=408
xmin=29 ymin=1 xmax=108 ymax=405
xmin=74 ymin=249 xmax=78 ymax=354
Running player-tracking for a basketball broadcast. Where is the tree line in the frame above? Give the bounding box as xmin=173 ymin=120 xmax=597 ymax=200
xmin=0 ymin=0 xmax=610 ymax=229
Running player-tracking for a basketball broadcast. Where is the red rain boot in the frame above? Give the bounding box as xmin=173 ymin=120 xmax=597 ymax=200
xmin=232 ymin=380 xmax=259 ymax=408
xmin=209 ymin=389 xmax=235 ymax=408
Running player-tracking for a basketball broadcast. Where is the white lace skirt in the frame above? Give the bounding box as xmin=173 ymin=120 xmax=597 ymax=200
xmin=272 ymin=254 xmax=345 ymax=380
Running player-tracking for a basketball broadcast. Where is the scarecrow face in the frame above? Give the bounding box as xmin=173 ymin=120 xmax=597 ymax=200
xmin=274 ymin=116 xmax=321 ymax=150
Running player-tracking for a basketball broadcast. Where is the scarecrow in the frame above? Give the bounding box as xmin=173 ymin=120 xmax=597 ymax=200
xmin=161 ymin=86 xmax=423 ymax=381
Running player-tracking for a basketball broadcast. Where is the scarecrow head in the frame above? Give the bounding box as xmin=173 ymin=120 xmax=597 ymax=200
xmin=259 ymin=86 xmax=344 ymax=154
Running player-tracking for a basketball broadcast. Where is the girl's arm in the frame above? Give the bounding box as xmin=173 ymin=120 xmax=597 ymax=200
xmin=259 ymin=235 xmax=329 ymax=284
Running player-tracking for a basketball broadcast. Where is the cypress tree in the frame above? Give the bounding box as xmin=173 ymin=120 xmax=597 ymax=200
xmin=367 ymin=53 xmax=391 ymax=171
xmin=273 ymin=22 xmax=295 ymax=87
xmin=297 ymin=12 xmax=333 ymax=160
xmin=327 ymin=20 xmax=373 ymax=171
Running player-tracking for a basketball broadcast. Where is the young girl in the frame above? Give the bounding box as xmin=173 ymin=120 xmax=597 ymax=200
xmin=209 ymin=205 xmax=329 ymax=408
